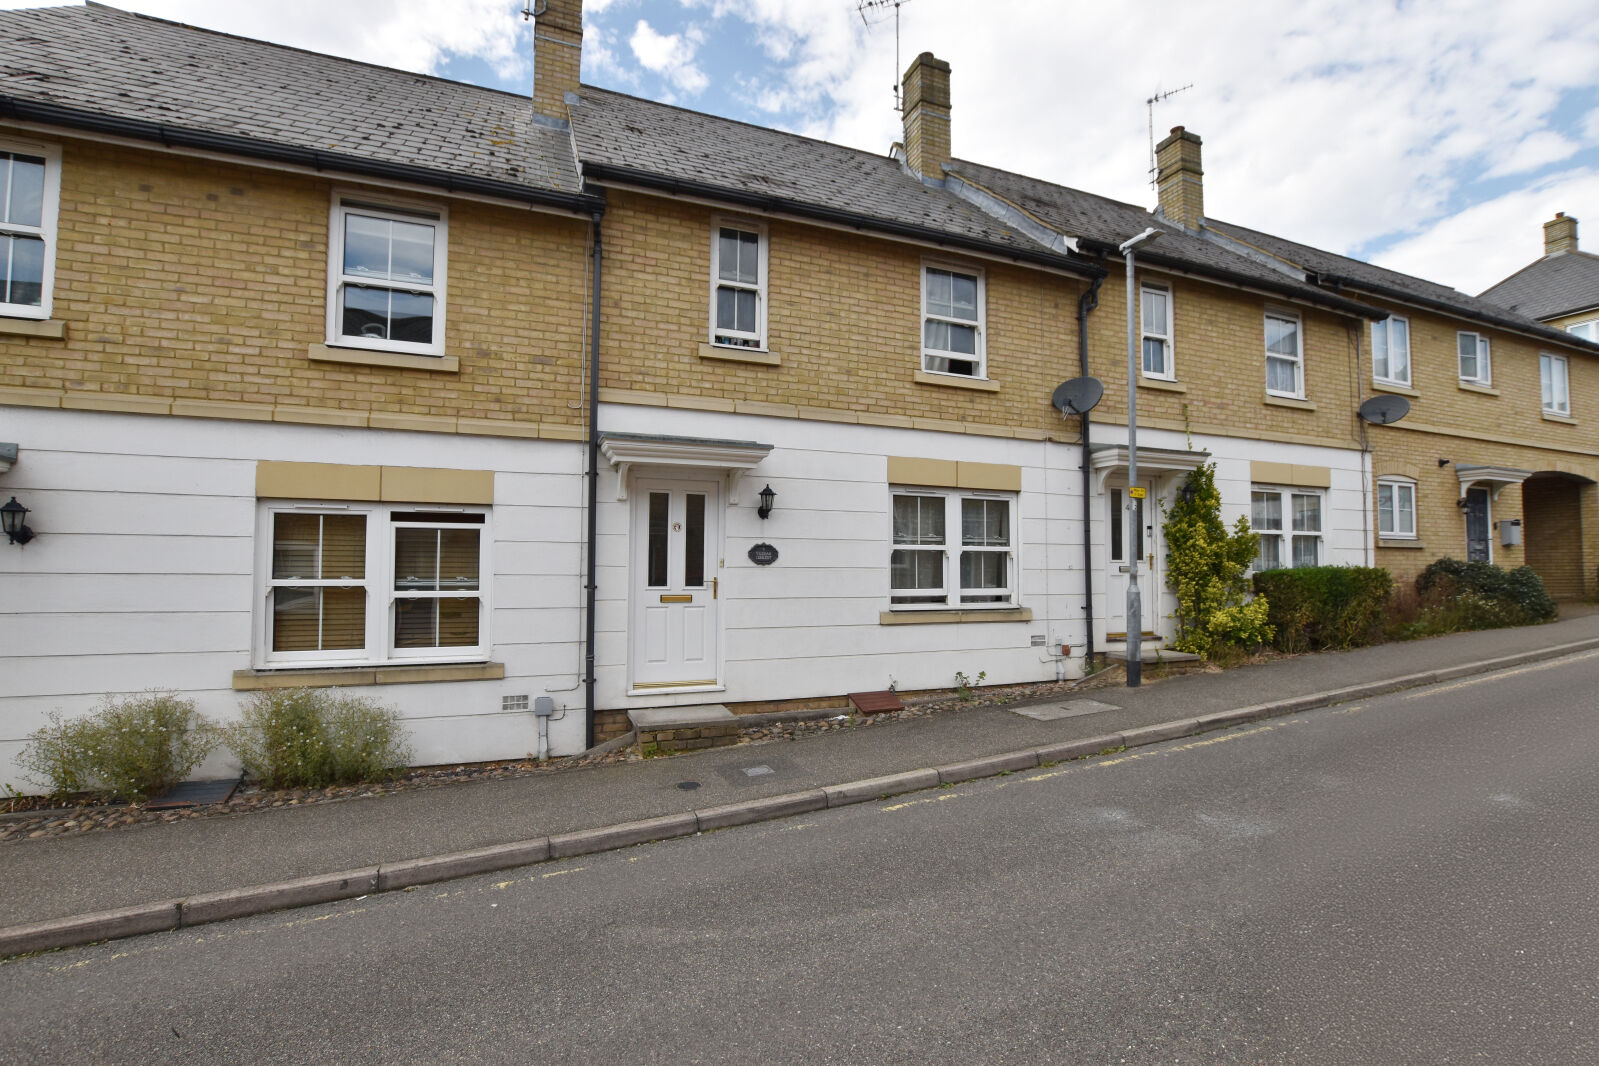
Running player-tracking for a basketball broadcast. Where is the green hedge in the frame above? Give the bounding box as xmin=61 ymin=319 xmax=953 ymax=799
xmin=1414 ymin=558 xmax=1557 ymax=625
xmin=1252 ymin=566 xmax=1394 ymax=652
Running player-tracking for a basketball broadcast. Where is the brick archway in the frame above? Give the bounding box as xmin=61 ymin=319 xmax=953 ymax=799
xmin=1522 ymin=472 xmax=1594 ymax=600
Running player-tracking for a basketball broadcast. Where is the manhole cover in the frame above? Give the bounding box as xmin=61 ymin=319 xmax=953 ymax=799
xmin=1013 ymin=699 xmax=1121 ymax=721
xmin=676 ymin=781 xmax=701 ymax=790
xmin=742 ymin=765 xmax=775 ymax=777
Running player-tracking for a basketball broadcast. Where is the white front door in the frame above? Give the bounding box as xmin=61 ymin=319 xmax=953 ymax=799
xmin=630 ymin=475 xmax=721 ymax=690
xmin=1105 ymin=480 xmax=1159 ymax=639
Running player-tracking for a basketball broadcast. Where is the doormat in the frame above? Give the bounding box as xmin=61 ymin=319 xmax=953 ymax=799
xmin=146 ymin=777 xmax=241 ymax=810
xmin=1012 ymin=699 xmax=1120 ymax=722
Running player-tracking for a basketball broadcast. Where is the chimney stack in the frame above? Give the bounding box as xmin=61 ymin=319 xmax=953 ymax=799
xmin=533 ymin=0 xmax=583 ymax=120
xmin=1544 ymin=212 xmax=1579 ymax=256
xmin=901 ymin=52 xmax=952 ymax=179
xmin=1155 ymin=126 xmax=1204 ymax=230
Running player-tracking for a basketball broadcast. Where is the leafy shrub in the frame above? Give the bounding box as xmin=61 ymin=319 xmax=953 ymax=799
xmin=1253 ymin=566 xmax=1394 ymax=652
xmin=1415 ymin=558 xmax=1557 ymax=624
xmin=1162 ymin=463 xmax=1271 ymax=657
xmin=225 ymin=688 xmax=412 ymax=789
xmin=19 ymin=693 xmax=219 ymax=803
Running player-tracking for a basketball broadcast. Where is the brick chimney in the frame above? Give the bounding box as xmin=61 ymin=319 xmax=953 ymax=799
xmin=533 ymin=0 xmax=583 ymax=120
xmin=1155 ymin=126 xmax=1204 ymax=230
xmin=1544 ymin=212 xmax=1579 ymax=256
xmin=901 ymin=52 xmax=952 ymax=179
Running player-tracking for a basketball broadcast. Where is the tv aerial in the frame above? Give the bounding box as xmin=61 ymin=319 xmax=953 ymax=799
xmin=1147 ymin=83 xmax=1194 ymax=188
xmin=857 ymin=0 xmax=914 ymax=112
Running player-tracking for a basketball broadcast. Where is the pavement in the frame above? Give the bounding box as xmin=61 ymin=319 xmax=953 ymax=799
xmin=5 ymin=606 xmax=1599 ymax=955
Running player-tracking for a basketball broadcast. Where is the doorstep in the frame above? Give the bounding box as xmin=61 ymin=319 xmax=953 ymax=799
xmin=628 ymin=704 xmax=741 ymax=754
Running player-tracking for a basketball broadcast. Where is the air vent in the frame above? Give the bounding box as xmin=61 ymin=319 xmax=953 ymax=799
xmin=1030 ymin=634 xmax=1046 ymax=647
xmin=502 ymin=694 xmax=530 ymax=712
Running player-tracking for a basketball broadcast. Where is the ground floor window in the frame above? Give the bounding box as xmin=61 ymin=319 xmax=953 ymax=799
xmin=1251 ymin=485 xmax=1321 ymax=569
xmin=260 ymin=502 xmax=488 ymax=665
xmin=890 ymin=489 xmax=1013 ymax=606
xmin=1377 ymin=479 xmax=1416 ymax=538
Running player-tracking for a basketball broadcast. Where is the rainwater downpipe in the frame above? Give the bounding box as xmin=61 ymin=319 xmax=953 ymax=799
xmin=583 ymin=207 xmax=604 ymax=749
xmin=1077 ymin=273 xmax=1104 ymax=667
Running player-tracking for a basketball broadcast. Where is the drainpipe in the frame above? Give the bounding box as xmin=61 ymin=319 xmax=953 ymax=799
xmin=584 ymin=207 xmax=604 ymax=749
xmin=1077 ymin=272 xmax=1104 ymax=666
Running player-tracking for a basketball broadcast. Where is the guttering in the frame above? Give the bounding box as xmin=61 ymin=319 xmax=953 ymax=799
xmin=1076 ymin=237 xmax=1385 ymax=320
xmin=1310 ymin=271 xmax=1599 ymax=356
xmin=584 ymin=206 xmax=604 ymax=749
xmin=1076 ymin=271 xmax=1104 ymax=666
xmin=0 ymin=95 xmax=603 ymax=216
xmin=581 ymin=162 xmax=1107 ymax=281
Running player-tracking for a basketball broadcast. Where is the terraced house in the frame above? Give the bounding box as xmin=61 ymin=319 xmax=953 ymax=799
xmin=2 ymin=1 xmax=1595 ymax=788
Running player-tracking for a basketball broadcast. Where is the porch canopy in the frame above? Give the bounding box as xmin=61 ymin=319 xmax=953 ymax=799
xmin=598 ymin=431 xmax=773 ymax=501
xmin=1455 ymin=463 xmax=1532 ymax=500
xmin=1088 ymin=443 xmax=1210 ymax=492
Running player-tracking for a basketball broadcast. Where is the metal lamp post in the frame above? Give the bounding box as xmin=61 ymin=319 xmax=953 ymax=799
xmin=1118 ymin=227 xmax=1161 ymax=686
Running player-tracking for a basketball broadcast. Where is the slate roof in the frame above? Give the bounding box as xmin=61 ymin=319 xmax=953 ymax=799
xmin=0 ymin=2 xmax=585 ymax=199
xmin=1206 ymin=218 xmax=1599 ymax=352
xmin=567 ymin=86 xmax=1080 ymax=268
xmin=1479 ymin=251 xmax=1599 ymax=321
xmin=947 ymin=158 xmax=1384 ymax=318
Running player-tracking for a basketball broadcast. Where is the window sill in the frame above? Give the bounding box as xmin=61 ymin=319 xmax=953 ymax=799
xmin=1542 ymin=411 xmax=1577 ymax=424
xmin=879 ymin=607 xmax=1032 ymax=625
xmin=1264 ymin=394 xmax=1316 ymax=411
xmin=698 ymin=342 xmax=780 ymax=366
xmin=1372 ymin=381 xmax=1418 ymax=397
xmin=913 ymin=370 xmax=1001 ymax=393
xmin=233 ymin=661 xmax=504 ymax=690
xmin=1377 ymin=538 xmax=1425 ymax=549
xmin=309 ymin=343 xmax=460 ymax=373
xmin=1458 ymin=381 xmax=1498 ymax=396
xmin=0 ymin=317 xmax=66 ymax=339
xmin=1138 ymin=377 xmax=1187 ymax=393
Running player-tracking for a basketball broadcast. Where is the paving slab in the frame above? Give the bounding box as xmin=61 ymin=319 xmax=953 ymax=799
xmin=1013 ymin=698 xmax=1121 ymax=721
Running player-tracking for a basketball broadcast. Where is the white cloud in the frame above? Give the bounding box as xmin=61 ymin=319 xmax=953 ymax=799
xmin=628 ymin=19 xmax=708 ymax=94
xmin=1484 ymin=131 xmax=1581 ymax=179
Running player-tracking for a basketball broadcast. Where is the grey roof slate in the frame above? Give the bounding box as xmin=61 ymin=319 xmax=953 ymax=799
xmin=567 ymin=87 xmax=1060 ymax=261
xmin=1206 ymin=218 xmax=1599 ymax=352
xmin=0 ymin=3 xmax=582 ymax=195
xmin=1479 ymin=251 xmax=1599 ymax=321
xmin=946 ymin=158 xmax=1381 ymax=317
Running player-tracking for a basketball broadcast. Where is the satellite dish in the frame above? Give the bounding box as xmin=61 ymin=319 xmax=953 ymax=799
xmin=1358 ymin=394 xmax=1410 ymax=425
xmin=1052 ymin=376 xmax=1104 ymax=417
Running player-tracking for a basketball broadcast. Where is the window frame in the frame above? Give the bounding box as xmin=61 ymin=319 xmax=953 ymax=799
xmin=256 ymin=500 xmax=490 ymax=669
xmin=707 ymin=216 xmax=769 ymax=350
xmin=1264 ymin=309 xmax=1305 ymax=399
xmin=1250 ymin=484 xmax=1323 ymax=570
xmin=1566 ymin=320 xmax=1598 ymax=344
xmin=1371 ymin=314 xmax=1411 ymax=387
xmin=325 ymin=194 xmax=449 ymax=358
xmin=920 ymin=259 xmax=987 ymax=380
xmin=0 ymin=138 xmax=62 ymax=321
xmin=1376 ymin=477 xmax=1417 ymax=539
xmin=1541 ymin=352 xmax=1571 ymax=415
xmin=1457 ymin=330 xmax=1492 ymax=386
xmin=1140 ymin=283 xmax=1175 ymax=380
xmin=889 ymin=487 xmax=1015 ymax=609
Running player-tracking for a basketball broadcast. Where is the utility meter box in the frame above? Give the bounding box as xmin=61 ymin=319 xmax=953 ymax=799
xmin=533 ymin=696 xmax=555 ymax=717
xmin=1500 ymin=518 xmax=1523 ymax=547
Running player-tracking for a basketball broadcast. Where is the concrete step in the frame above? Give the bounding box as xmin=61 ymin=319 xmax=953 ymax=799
xmin=627 ymin=704 xmax=741 ymax=754
xmin=1099 ymin=644 xmax=1202 ymax=663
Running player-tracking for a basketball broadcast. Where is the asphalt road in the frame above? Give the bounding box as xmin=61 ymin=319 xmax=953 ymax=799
xmin=3 ymin=650 xmax=1597 ymax=1065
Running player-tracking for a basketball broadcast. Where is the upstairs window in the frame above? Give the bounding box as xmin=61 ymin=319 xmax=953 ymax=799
xmin=1141 ymin=284 xmax=1174 ymax=379
xmin=1458 ymin=331 xmax=1491 ymax=386
xmin=1541 ymin=352 xmax=1570 ymax=415
xmin=0 ymin=142 xmax=60 ymax=319
xmin=1265 ymin=311 xmax=1303 ymax=398
xmin=709 ymin=220 xmax=767 ymax=349
xmin=1372 ymin=315 xmax=1410 ymax=387
xmin=328 ymin=197 xmax=447 ymax=357
xmin=890 ymin=490 xmax=1013 ymax=607
xmin=1567 ymin=320 xmax=1598 ymax=344
xmin=922 ymin=263 xmax=985 ymax=378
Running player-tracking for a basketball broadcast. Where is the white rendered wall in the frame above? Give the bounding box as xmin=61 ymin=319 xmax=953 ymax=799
xmin=0 ymin=405 xmax=589 ymax=793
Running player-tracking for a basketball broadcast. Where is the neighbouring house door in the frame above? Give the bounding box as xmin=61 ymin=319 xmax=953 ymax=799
xmin=1464 ymin=487 xmax=1491 ymax=563
xmin=1106 ymin=481 xmax=1158 ymax=639
xmin=631 ymin=476 xmax=721 ymax=690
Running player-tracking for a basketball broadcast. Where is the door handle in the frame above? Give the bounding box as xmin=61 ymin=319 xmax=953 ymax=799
xmin=712 ymin=577 xmax=718 ymax=600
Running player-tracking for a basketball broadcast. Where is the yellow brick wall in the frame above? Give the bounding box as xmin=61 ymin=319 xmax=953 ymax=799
xmin=597 ymin=191 xmax=1082 ymax=437
xmin=0 ymin=138 xmax=590 ymax=429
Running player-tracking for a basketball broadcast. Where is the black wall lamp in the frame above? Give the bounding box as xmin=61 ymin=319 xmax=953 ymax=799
xmin=2 ymin=496 xmax=34 ymax=545
xmin=757 ymin=484 xmax=776 ymax=519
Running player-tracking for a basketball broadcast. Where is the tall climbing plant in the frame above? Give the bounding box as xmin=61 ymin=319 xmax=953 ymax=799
xmin=1161 ymin=463 xmax=1273 ymax=657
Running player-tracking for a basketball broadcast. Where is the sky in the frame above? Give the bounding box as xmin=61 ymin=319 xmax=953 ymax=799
xmin=6 ymin=0 xmax=1598 ymax=295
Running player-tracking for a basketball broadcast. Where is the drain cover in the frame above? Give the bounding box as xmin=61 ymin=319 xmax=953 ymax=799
xmin=676 ymin=781 xmax=701 ymax=790
xmin=742 ymin=765 xmax=775 ymax=777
